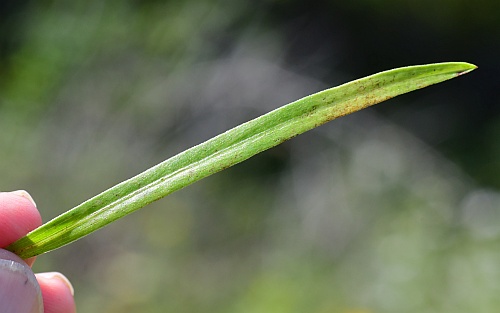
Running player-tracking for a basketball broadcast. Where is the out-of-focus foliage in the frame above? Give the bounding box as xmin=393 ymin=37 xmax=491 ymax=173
xmin=0 ymin=1 xmax=498 ymax=312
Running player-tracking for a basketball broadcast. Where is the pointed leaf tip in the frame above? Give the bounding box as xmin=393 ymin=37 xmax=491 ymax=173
xmin=456 ymin=62 xmax=477 ymax=76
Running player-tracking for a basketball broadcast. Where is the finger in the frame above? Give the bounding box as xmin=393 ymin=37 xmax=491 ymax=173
xmin=35 ymin=272 xmax=76 ymax=313
xmin=0 ymin=191 xmax=77 ymax=312
xmin=0 ymin=190 xmax=43 ymax=266
xmin=0 ymin=190 xmax=42 ymax=246
xmin=0 ymin=249 xmax=43 ymax=313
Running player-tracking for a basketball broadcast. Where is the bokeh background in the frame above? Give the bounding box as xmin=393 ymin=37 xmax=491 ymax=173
xmin=1 ymin=1 xmax=499 ymax=312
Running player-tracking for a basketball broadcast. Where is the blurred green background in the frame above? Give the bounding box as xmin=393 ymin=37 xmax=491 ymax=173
xmin=1 ymin=1 xmax=499 ymax=312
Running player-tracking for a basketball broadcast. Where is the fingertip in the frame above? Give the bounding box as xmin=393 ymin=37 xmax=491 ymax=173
xmin=0 ymin=190 xmax=43 ymax=248
xmin=36 ymin=272 xmax=76 ymax=313
xmin=11 ymin=190 xmax=38 ymax=208
xmin=0 ymin=249 xmax=43 ymax=313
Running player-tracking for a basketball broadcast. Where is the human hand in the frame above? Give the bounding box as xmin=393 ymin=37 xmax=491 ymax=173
xmin=0 ymin=191 xmax=76 ymax=313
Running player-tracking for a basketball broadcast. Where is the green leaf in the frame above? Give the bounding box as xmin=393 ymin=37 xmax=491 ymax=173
xmin=7 ymin=62 xmax=476 ymax=259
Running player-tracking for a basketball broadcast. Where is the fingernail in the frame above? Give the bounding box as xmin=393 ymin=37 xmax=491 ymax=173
xmin=37 ymin=272 xmax=75 ymax=296
xmin=0 ymin=249 xmax=43 ymax=313
xmin=11 ymin=190 xmax=37 ymax=208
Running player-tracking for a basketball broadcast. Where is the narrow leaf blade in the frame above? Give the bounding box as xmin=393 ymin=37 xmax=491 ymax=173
xmin=7 ymin=62 xmax=476 ymax=258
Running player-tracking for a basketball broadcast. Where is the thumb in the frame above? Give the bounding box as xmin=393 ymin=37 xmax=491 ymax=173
xmin=0 ymin=249 xmax=43 ymax=313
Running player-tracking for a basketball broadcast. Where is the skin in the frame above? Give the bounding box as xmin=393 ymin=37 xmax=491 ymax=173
xmin=0 ymin=191 xmax=76 ymax=313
